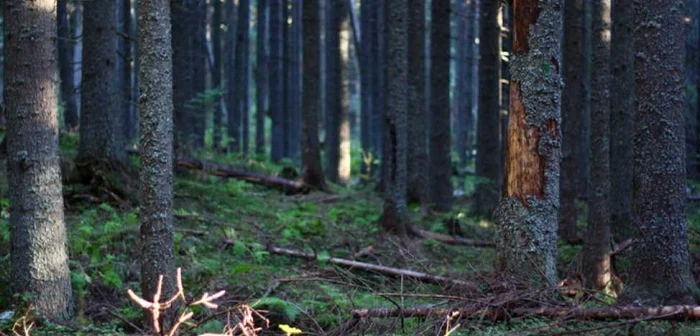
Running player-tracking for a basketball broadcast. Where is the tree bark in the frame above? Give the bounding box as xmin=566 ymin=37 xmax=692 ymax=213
xmin=5 ymin=0 xmax=74 ymax=320
xmin=406 ymin=0 xmax=428 ymax=205
xmin=234 ymin=0 xmax=250 ymax=153
xmin=79 ymin=0 xmax=124 ymax=163
xmin=120 ymin=0 xmax=137 ymax=142
xmin=583 ymin=0 xmax=612 ymax=291
xmin=360 ymin=0 xmax=373 ymax=175
xmin=684 ymin=0 xmax=699 ymax=179
xmin=255 ymin=0 xmax=268 ymax=156
xmin=191 ymin=0 xmax=207 ymax=149
xmin=610 ymin=0 xmax=635 ymax=240
xmin=288 ymin=0 xmax=303 ymax=160
xmin=380 ymin=0 xmax=409 ymax=239
xmin=622 ymin=0 xmax=696 ymax=305
xmin=559 ymin=0 xmax=584 ymax=244
xmin=474 ymin=0 xmax=502 ymax=217
xmin=270 ymin=0 xmax=284 ymax=162
xmin=172 ymin=0 xmax=192 ymax=154
xmin=213 ymin=0 xmax=224 ymax=152
xmin=58 ymin=0 xmax=78 ymax=130
xmin=493 ymin=0 xmax=563 ymax=288
xmin=455 ymin=0 xmax=476 ymax=191
xmin=301 ymin=0 xmax=327 ymax=190
xmin=138 ymin=0 xmax=177 ymax=328
xmin=430 ymin=0 xmax=453 ymax=212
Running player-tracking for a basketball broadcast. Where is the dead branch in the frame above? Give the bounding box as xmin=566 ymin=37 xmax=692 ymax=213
xmin=247 ymin=243 xmax=479 ymax=289
xmin=351 ymin=305 xmax=700 ymax=321
xmin=176 ymin=157 xmax=310 ymax=195
xmin=409 ymin=227 xmax=496 ymax=248
xmin=611 ymin=238 xmax=633 ymax=256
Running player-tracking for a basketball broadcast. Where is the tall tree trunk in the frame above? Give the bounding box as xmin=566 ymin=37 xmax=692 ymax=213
xmin=583 ymin=0 xmax=612 ymax=291
xmin=301 ymin=0 xmax=327 ymax=190
xmin=610 ymin=0 xmax=635 ymax=241
xmin=430 ymin=0 xmax=453 ymax=212
xmin=283 ymin=0 xmax=291 ymax=158
xmin=79 ymin=0 xmax=124 ymax=163
xmin=138 ymin=0 xmax=176 ymax=329
xmin=325 ymin=0 xmax=351 ymax=185
xmin=373 ymin=1 xmax=385 ymax=185
xmin=455 ymin=0 xmax=476 ymax=191
xmin=407 ymin=0 xmax=428 ymax=205
xmin=213 ymin=0 xmax=224 ymax=151
xmin=71 ymin=0 xmax=83 ymax=122
xmin=172 ymin=0 xmax=194 ymax=153
xmin=5 ymin=0 xmax=74 ymax=320
xmin=380 ymin=0 xmax=409 ymax=239
xmin=270 ymin=0 xmax=284 ymax=161
xmin=58 ymin=0 xmax=78 ymax=130
xmin=622 ymin=0 xmax=696 ymax=305
xmin=291 ymin=1 xmax=303 ymax=160
xmin=236 ymin=0 xmax=250 ymax=153
xmin=256 ymin=0 xmax=268 ymax=155
xmin=191 ymin=0 xmax=207 ymax=148
xmin=559 ymin=0 xmax=584 ymax=244
xmin=131 ymin=0 xmax=139 ymax=139
xmin=474 ymin=0 xmax=501 ymax=217
xmin=225 ymin=0 xmax=237 ymax=152
xmin=120 ymin=0 xmax=137 ymax=142
xmin=360 ymin=0 xmax=374 ymax=174
xmin=579 ymin=0 xmax=592 ymax=199
xmin=684 ymin=0 xmax=699 ymax=179
xmin=493 ymin=0 xmax=563 ymax=288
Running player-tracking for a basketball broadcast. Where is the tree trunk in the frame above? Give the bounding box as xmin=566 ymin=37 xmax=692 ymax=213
xmin=191 ymin=0 xmax=207 ymax=149
xmin=138 ymin=0 xmax=177 ymax=328
xmin=235 ymin=0 xmax=250 ymax=153
xmin=493 ymin=0 xmax=563 ymax=288
xmin=172 ymin=0 xmax=192 ymax=153
xmin=373 ymin=1 xmax=385 ymax=185
xmin=120 ymin=0 xmax=137 ymax=142
xmin=622 ymin=0 xmax=696 ymax=305
xmin=380 ymin=0 xmax=409 ymax=239
xmin=360 ymin=0 xmax=374 ymax=175
xmin=301 ymin=0 xmax=327 ymax=190
xmin=79 ymin=0 xmax=124 ymax=163
xmin=579 ymin=0 xmax=592 ymax=199
xmin=256 ymin=0 xmax=268 ymax=155
xmin=455 ymin=0 xmax=476 ymax=191
xmin=5 ymin=0 xmax=74 ymax=320
xmin=406 ymin=0 xmax=428 ymax=205
xmin=430 ymin=0 xmax=453 ymax=212
xmin=213 ymin=0 xmax=224 ymax=151
xmin=270 ymin=0 xmax=284 ymax=162
xmin=325 ymin=0 xmax=351 ymax=185
xmin=583 ymin=0 xmax=612 ymax=291
xmin=58 ymin=0 xmax=78 ymax=130
xmin=610 ymin=0 xmax=635 ymax=241
xmin=289 ymin=0 xmax=303 ymax=160
xmin=559 ymin=0 xmax=584 ymax=244
xmin=474 ymin=0 xmax=501 ymax=217
xmin=71 ymin=0 xmax=83 ymax=124
xmin=684 ymin=0 xmax=699 ymax=179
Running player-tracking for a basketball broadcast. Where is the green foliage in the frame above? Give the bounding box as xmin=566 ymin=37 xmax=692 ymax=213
xmin=251 ymin=297 xmax=300 ymax=321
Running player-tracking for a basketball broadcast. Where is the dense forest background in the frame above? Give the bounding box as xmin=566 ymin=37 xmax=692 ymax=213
xmin=1 ymin=0 xmax=700 ymax=335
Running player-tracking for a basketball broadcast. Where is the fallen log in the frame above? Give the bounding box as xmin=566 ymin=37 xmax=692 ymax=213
xmin=240 ymin=243 xmax=478 ymax=289
xmin=410 ymin=227 xmax=496 ymax=248
xmin=352 ymin=305 xmax=700 ymax=321
xmin=176 ymin=158 xmax=309 ymax=195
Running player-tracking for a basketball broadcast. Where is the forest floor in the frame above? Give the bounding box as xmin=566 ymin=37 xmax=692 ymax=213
xmin=1 ymin=135 xmax=700 ymax=335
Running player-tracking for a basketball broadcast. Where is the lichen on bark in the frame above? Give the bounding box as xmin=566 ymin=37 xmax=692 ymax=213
xmin=494 ymin=0 xmax=563 ymax=288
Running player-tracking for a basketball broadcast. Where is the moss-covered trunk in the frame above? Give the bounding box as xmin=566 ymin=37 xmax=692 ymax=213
xmin=493 ymin=0 xmax=563 ymax=288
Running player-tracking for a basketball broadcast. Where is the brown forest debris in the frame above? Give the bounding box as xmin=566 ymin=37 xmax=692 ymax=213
xmin=243 ymin=243 xmax=478 ymax=289
xmin=352 ymin=305 xmax=700 ymax=321
xmin=409 ymin=227 xmax=496 ymax=248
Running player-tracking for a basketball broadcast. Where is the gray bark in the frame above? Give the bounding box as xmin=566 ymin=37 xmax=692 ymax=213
xmin=234 ymin=0 xmax=250 ymax=153
xmin=58 ymin=0 xmax=78 ymax=130
xmin=623 ymin=0 xmax=696 ymax=305
xmin=455 ymin=0 xmax=476 ymax=190
xmin=138 ymin=0 xmax=177 ymax=328
xmin=213 ymin=0 xmax=224 ymax=151
xmin=406 ymin=0 xmax=427 ymax=205
xmin=360 ymin=0 xmax=374 ymax=174
xmin=301 ymin=0 xmax=327 ymax=190
xmin=5 ymin=0 xmax=73 ymax=320
xmin=684 ymin=0 xmax=699 ymax=178
xmin=255 ymin=0 xmax=268 ymax=155
xmin=79 ymin=0 xmax=124 ymax=163
xmin=71 ymin=1 xmax=82 ymax=122
xmin=289 ymin=0 xmax=303 ymax=160
xmin=380 ymin=0 xmax=409 ymax=238
xmin=120 ymin=0 xmax=137 ymax=142
xmin=559 ymin=0 xmax=584 ymax=243
xmin=493 ymin=0 xmax=563 ymax=288
xmin=430 ymin=0 xmax=453 ymax=212
xmin=610 ymin=0 xmax=635 ymax=240
xmin=583 ymin=0 xmax=612 ymax=291
xmin=191 ymin=0 xmax=207 ymax=148
xmin=270 ymin=0 xmax=284 ymax=162
xmin=474 ymin=0 xmax=501 ymax=217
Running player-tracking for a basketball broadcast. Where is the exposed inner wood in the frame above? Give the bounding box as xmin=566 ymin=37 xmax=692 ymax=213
xmin=512 ymin=0 xmax=540 ymax=54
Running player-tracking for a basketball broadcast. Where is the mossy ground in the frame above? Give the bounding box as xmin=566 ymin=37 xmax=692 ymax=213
xmin=0 ymin=136 xmax=698 ymax=335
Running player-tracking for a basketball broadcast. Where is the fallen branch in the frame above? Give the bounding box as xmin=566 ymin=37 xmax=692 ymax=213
xmin=176 ymin=158 xmax=309 ymax=195
xmin=126 ymin=148 xmax=309 ymax=194
xmin=351 ymin=305 xmax=700 ymax=321
xmin=236 ymin=242 xmax=478 ymax=289
xmin=611 ymin=238 xmax=633 ymax=256
xmin=410 ymin=227 xmax=495 ymax=248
